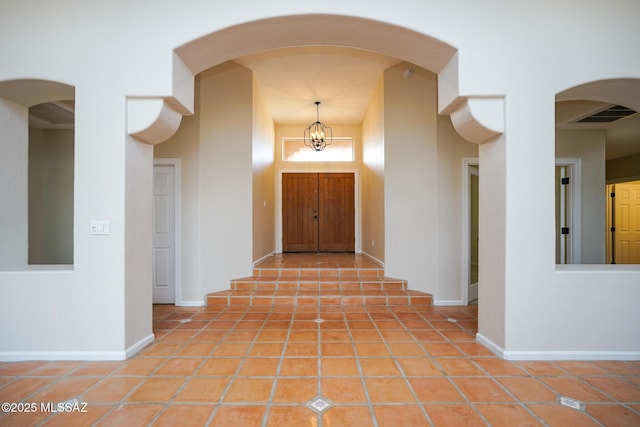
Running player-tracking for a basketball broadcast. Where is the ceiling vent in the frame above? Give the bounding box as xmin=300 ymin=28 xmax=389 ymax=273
xmin=576 ymin=105 xmax=636 ymax=123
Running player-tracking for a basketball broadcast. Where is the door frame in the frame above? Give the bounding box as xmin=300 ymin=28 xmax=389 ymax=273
xmin=461 ymin=158 xmax=479 ymax=305
xmin=555 ymin=158 xmax=582 ymax=264
xmin=152 ymin=158 xmax=183 ymax=305
xmin=277 ymin=168 xmax=360 ymax=253
xmin=461 ymin=157 xmax=583 ymax=303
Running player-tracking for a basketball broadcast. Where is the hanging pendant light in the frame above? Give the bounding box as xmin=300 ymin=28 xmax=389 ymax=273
xmin=304 ymin=101 xmax=332 ymax=151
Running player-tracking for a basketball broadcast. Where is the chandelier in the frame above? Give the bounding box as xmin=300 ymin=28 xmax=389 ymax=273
xmin=304 ymin=101 xmax=332 ymax=151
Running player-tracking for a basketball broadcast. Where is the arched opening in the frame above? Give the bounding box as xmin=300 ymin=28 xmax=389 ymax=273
xmin=148 ymin=15 xmax=485 ymax=306
xmin=174 ymin=15 xmax=457 ymax=81
xmin=555 ymin=78 xmax=640 ymax=264
xmin=0 ymin=79 xmax=75 ymax=268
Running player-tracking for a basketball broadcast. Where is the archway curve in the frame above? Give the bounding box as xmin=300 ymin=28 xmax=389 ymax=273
xmin=556 ymin=78 xmax=640 ymax=112
xmin=129 ymin=13 xmax=505 ymax=145
xmin=0 ymin=79 xmax=74 ymax=107
xmin=555 ymin=77 xmax=640 ymax=161
xmin=175 ymin=14 xmax=456 ymax=77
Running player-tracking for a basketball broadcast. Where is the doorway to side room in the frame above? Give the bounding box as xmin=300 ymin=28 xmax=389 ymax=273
xmin=469 ymin=165 xmax=479 ymax=304
xmin=462 ymin=158 xmax=479 ymax=305
xmin=152 ymin=160 xmax=180 ymax=304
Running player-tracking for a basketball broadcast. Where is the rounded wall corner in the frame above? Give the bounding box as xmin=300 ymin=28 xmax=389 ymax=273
xmin=450 ymin=97 xmax=504 ymax=144
xmin=127 ymin=98 xmax=183 ymax=145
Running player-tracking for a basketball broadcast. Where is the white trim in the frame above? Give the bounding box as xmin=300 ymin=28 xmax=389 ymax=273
xmin=476 ymin=333 xmax=640 ymax=361
xmin=476 ymin=332 xmax=505 ymax=358
xmin=153 ymin=158 xmax=182 ymax=304
xmin=176 ymin=300 xmax=206 ymax=307
xmin=468 ymin=281 xmax=478 ymax=302
xmin=0 ymin=334 xmax=154 ymax=361
xmin=461 ymin=157 xmax=479 ymax=305
xmin=434 ymin=299 xmax=465 ymax=306
xmin=253 ymin=251 xmax=276 ymax=268
xmin=503 ymin=351 xmax=640 ymax=361
xmin=555 ymin=158 xmax=582 ymax=264
xmin=276 ymin=168 xmax=361 ymax=253
xmin=124 ymin=333 xmax=155 ymax=359
xmin=361 ymin=251 xmax=384 ymax=268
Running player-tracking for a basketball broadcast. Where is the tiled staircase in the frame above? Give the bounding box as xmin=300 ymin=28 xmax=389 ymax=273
xmin=206 ymin=254 xmax=432 ymax=308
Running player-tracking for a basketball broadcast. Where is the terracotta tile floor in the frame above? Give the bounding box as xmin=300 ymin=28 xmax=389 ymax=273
xmin=1 ymin=304 xmax=640 ymax=426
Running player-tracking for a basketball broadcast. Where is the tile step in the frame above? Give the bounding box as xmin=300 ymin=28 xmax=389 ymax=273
xmin=206 ymin=289 xmax=432 ymax=307
xmin=252 ymin=267 xmax=384 ymax=279
xmin=231 ymin=276 xmax=407 ymax=291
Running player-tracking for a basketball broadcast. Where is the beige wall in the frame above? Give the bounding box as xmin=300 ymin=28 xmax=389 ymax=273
xmin=607 ymin=153 xmax=640 ymax=182
xmin=383 ymin=63 xmax=439 ymax=294
xmin=199 ymin=62 xmax=254 ymax=295
xmin=154 ymin=62 xmax=255 ymax=304
xmin=124 ymin=134 xmax=154 ymax=348
xmin=381 ymin=63 xmax=478 ymax=301
xmin=436 ymin=115 xmax=479 ymax=301
xmin=362 ymin=78 xmax=385 ymax=262
xmin=0 ymin=99 xmax=28 ymax=268
xmin=153 ymin=80 xmax=202 ymax=302
xmin=155 ymin=62 xmax=273 ymax=303
xmin=252 ymin=80 xmax=276 ymax=261
xmin=556 ymin=129 xmax=606 ymax=263
xmin=28 ymin=128 xmax=74 ymax=265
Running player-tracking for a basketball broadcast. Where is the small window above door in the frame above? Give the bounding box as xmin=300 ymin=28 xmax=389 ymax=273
xmin=283 ymin=137 xmax=354 ymax=162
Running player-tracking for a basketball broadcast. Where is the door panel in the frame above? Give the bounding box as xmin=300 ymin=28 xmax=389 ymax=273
xmin=153 ymin=165 xmax=176 ymax=303
xmin=282 ymin=172 xmax=354 ymax=252
xmin=282 ymin=173 xmax=319 ymax=252
xmin=319 ymin=173 xmax=354 ymax=252
xmin=614 ymin=181 xmax=640 ymax=264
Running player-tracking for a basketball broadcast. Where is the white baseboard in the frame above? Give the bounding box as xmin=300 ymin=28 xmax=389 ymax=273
xmin=503 ymin=350 xmax=640 ymax=361
xmin=475 ymin=333 xmax=505 ymax=358
xmin=253 ymin=251 xmax=276 ymax=267
xmin=176 ymin=300 xmax=205 ymax=307
xmin=361 ymin=251 xmax=384 ymax=268
xmin=434 ymin=299 xmax=465 ymax=306
xmin=124 ymin=333 xmax=155 ymax=359
xmin=0 ymin=333 xmax=155 ymax=362
xmin=476 ymin=333 xmax=640 ymax=361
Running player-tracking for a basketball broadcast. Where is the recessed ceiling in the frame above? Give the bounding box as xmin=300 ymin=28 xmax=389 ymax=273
xmin=556 ymin=99 xmax=640 ymax=160
xmin=234 ymin=46 xmax=402 ymax=125
xmin=29 ymin=101 xmax=75 ymax=130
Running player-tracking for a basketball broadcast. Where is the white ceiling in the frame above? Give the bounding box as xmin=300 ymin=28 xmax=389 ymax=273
xmin=234 ymin=46 xmax=402 ymax=125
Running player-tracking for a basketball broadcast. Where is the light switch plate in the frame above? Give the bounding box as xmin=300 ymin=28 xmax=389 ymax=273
xmin=90 ymin=220 xmax=110 ymax=235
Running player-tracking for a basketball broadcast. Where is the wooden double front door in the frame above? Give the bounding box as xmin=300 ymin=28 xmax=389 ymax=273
xmin=282 ymin=173 xmax=355 ymax=252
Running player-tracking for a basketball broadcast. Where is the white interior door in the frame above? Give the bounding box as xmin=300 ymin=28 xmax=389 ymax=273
xmin=153 ymin=165 xmax=176 ymax=304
